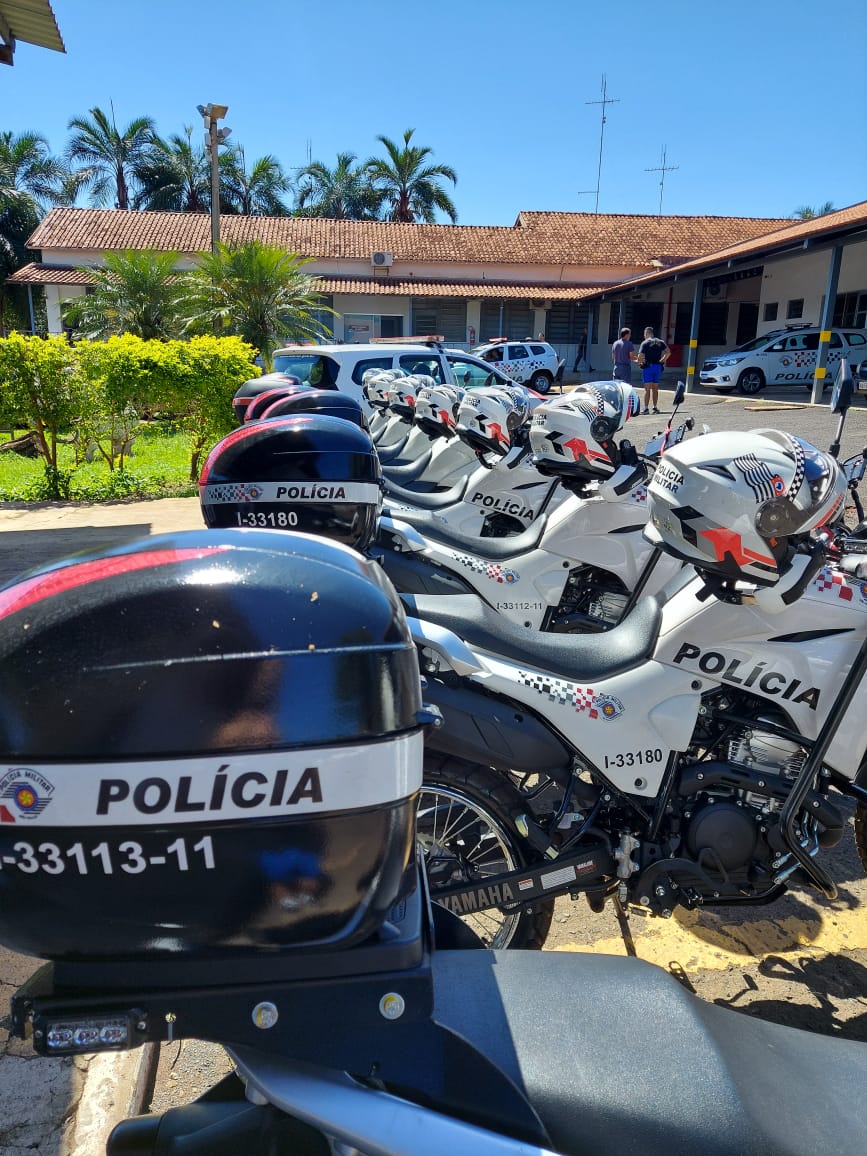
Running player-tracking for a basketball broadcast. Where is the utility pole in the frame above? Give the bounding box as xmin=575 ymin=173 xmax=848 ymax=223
xmin=645 ymin=145 xmax=678 ymax=216
xmin=585 ymin=74 xmax=619 ymax=214
xmin=197 ymin=103 xmax=231 ymax=252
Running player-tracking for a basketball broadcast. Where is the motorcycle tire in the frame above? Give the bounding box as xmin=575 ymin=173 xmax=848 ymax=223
xmin=418 ymin=754 xmax=555 ymax=950
xmin=855 ymin=803 xmax=867 ymax=873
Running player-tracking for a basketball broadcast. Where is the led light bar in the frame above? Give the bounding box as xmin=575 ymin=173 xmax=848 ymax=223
xmin=33 ymin=1009 xmax=146 ymax=1056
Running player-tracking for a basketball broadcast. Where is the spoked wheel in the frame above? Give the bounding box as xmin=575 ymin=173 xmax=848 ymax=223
xmin=418 ymin=756 xmax=555 ymax=949
xmin=855 ymin=804 xmax=867 ymax=872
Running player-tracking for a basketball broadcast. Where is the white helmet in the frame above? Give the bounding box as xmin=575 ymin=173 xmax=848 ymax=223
xmin=363 ymin=369 xmax=403 ymax=410
xmin=644 ymin=429 xmax=847 ymax=586
xmin=414 ymin=383 xmax=464 ymax=438
xmin=455 ymin=386 xmax=531 ymax=457
xmin=529 ymin=381 xmax=641 ymax=480
xmin=387 ymin=374 xmax=429 ymax=421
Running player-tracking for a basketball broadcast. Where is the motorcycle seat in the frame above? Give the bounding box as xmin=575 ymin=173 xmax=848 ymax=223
xmin=431 ymin=950 xmax=867 ymax=1156
xmin=402 ymin=591 xmax=662 ymax=681
xmin=384 ymin=474 xmax=468 ymax=509
xmin=416 ymin=511 xmax=549 ymax=559
xmin=381 ymin=448 xmax=433 ymax=481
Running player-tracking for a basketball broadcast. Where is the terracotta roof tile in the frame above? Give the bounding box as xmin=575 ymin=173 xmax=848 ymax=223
xmin=8 ymin=263 xmax=599 ymax=301
xmin=6 ymin=262 xmax=92 ymax=285
xmin=313 ymin=277 xmax=599 ymax=299
xmin=597 ymin=201 xmax=867 ymax=294
xmin=27 ymin=207 xmax=792 ymax=268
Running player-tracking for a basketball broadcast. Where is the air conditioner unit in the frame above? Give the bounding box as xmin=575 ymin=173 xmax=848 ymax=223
xmin=704 ymin=281 xmax=728 ymax=300
xmin=371 ymin=251 xmax=393 ymax=268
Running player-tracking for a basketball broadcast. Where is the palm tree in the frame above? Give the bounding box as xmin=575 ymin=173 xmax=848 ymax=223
xmin=134 ymin=127 xmax=210 ymax=213
xmin=0 ymin=130 xmax=70 ymax=210
xmin=60 ymin=249 xmax=187 ymax=340
xmin=221 ymin=145 xmax=292 ymax=216
xmin=0 ymin=131 xmax=72 ymax=333
xmin=184 ymin=241 xmax=329 ymax=367
xmin=365 ymin=129 xmax=457 ymax=223
xmin=793 ymin=202 xmax=836 ymax=220
xmin=295 ymin=151 xmax=381 ymax=220
xmin=66 ymin=106 xmax=156 ymax=210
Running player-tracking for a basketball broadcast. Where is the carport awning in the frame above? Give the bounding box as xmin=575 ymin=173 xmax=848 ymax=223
xmin=0 ymin=0 xmax=65 ymax=63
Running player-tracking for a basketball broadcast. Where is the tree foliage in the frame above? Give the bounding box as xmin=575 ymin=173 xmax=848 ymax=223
xmin=0 ymin=333 xmax=259 ymax=487
xmin=66 ymin=106 xmax=156 ymax=210
xmin=221 ymin=145 xmax=292 ymax=216
xmin=793 ymin=202 xmax=836 ymax=220
xmin=134 ymin=127 xmax=210 ymax=213
xmin=295 ymin=152 xmax=381 ymax=220
xmin=183 ymin=241 xmax=330 ymax=368
xmin=61 ymin=250 xmax=188 ymax=341
xmin=365 ymin=128 xmax=457 ymax=223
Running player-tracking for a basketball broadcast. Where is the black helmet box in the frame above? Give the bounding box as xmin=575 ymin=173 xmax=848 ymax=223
xmin=0 ymin=530 xmax=423 ymax=966
xmin=232 ymin=375 xmax=303 ymax=424
xmin=199 ymin=415 xmax=383 ymax=551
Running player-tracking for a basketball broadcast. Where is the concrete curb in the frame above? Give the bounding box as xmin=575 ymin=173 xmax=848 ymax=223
xmin=67 ymin=1044 xmax=158 ymax=1155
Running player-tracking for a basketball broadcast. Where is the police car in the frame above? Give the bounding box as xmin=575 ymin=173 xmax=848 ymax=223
xmin=699 ymin=326 xmax=867 ymax=395
xmin=470 ymin=338 xmax=561 ymax=393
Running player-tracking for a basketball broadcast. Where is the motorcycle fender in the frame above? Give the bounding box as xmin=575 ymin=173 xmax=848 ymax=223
xmin=421 ymin=679 xmax=573 ymax=783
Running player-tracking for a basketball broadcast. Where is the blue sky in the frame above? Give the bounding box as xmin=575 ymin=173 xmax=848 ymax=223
xmin=5 ymin=0 xmax=866 ymax=226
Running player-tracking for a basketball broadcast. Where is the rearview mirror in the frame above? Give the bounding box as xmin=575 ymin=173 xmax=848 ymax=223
xmin=673 ymin=381 xmax=686 ymax=406
xmin=831 ymin=358 xmax=854 ymax=414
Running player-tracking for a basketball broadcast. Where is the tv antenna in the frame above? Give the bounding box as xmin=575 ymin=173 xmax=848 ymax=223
xmin=645 ymin=145 xmax=679 ymax=215
xmin=585 ymin=73 xmax=619 ymax=214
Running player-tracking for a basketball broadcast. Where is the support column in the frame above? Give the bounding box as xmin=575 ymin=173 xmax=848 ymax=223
xmin=810 ymin=245 xmax=843 ymax=405
xmin=684 ymin=280 xmax=702 ymax=394
xmin=465 ymin=299 xmax=481 ymax=347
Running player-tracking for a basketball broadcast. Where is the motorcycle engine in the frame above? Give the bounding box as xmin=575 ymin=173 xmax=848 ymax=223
xmin=547 ymin=565 xmax=629 ymax=633
xmin=684 ymin=718 xmax=806 ymax=875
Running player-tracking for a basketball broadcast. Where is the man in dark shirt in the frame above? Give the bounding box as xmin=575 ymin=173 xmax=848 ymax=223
xmin=637 ymin=326 xmax=669 ymax=414
xmin=611 ymin=327 xmax=636 ymax=383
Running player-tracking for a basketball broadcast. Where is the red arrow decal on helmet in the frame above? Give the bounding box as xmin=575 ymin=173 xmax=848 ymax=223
xmin=563 ymin=437 xmax=609 ymax=462
xmin=698 ymin=527 xmax=775 ymax=567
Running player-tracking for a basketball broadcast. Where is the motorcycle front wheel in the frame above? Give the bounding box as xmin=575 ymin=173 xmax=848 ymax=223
xmin=418 ymin=755 xmax=555 ymax=949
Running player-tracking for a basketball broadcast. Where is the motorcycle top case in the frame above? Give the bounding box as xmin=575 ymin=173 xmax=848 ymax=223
xmin=232 ymin=374 xmax=304 ymax=424
xmin=199 ymin=415 xmax=383 ymax=551
xmin=0 ymin=529 xmax=423 ymax=964
xmin=261 ymin=388 xmax=368 ymax=429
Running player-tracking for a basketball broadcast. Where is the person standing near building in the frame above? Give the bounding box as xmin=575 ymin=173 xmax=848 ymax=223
xmin=611 ymin=327 xmax=636 ymax=383
xmin=637 ymin=326 xmax=669 ymax=414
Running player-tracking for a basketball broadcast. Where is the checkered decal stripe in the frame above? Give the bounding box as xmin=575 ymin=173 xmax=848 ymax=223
xmin=453 ymin=554 xmax=519 ymax=584
xmin=813 ymin=566 xmax=853 ymax=601
xmin=782 ymin=433 xmax=806 ymax=501
xmin=516 ymin=672 xmax=623 ymax=720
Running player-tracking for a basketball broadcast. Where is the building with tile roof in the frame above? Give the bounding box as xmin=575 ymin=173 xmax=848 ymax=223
xmin=10 ymin=205 xmax=792 ymax=358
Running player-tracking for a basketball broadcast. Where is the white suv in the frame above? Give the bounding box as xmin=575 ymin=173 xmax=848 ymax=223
xmin=699 ymin=326 xmax=867 ymax=395
xmin=263 ymin=340 xmax=523 ymax=406
xmin=470 ymin=339 xmax=561 ymax=393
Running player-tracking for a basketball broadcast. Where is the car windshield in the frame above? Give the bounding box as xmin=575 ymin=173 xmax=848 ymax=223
xmin=728 ymin=331 xmax=791 ymax=353
xmin=448 ymin=355 xmax=514 ymax=390
xmin=270 ymin=353 xmax=339 ymax=387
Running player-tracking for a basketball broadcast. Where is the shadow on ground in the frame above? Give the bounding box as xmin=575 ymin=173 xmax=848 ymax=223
xmin=714 ymin=952 xmax=867 ymax=1041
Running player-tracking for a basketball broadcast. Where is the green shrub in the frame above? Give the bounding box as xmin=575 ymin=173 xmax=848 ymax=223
xmin=0 ymin=333 xmax=259 ymax=498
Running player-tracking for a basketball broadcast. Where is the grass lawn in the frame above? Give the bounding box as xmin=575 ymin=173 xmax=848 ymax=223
xmin=0 ymin=422 xmax=200 ymax=501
